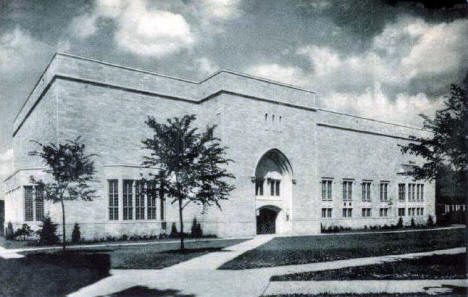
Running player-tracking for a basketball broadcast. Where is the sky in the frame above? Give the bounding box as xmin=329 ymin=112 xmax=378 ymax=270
xmin=0 ymin=0 xmax=467 ymax=182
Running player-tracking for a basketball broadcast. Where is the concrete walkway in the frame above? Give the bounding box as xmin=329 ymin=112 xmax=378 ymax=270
xmin=264 ymin=279 xmax=468 ymax=296
xmin=66 ymin=232 xmax=466 ymax=297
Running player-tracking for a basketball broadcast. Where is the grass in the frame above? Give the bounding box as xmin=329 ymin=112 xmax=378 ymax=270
xmin=0 ymin=251 xmax=110 ymax=297
xmin=271 ymin=253 xmax=467 ymax=281
xmin=22 ymin=238 xmax=245 ymax=270
xmin=263 ymin=290 xmax=468 ymax=297
xmin=220 ymin=228 xmax=466 ymax=269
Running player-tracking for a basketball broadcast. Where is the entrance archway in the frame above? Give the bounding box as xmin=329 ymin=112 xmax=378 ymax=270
xmin=253 ymin=149 xmax=293 ymax=235
xmin=256 ymin=206 xmax=280 ymax=234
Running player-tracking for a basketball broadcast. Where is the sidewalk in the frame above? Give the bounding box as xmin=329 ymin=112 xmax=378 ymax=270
xmin=264 ymin=279 xmax=468 ymax=296
xmin=67 ymin=234 xmax=466 ymax=297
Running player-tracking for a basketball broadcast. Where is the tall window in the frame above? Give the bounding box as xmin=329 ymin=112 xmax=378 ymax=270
xmin=416 ymin=184 xmax=420 ymax=201
xmin=255 ymin=179 xmax=264 ymax=196
xmin=380 ymin=182 xmax=388 ymax=201
xmin=147 ymin=181 xmax=157 ymax=220
xmin=24 ymin=186 xmax=34 ymax=221
xmin=321 ymin=180 xmax=332 ymax=201
xmin=108 ymin=180 xmax=119 ymax=220
xmin=35 ymin=186 xmax=44 ymax=221
xmin=135 ymin=181 xmax=145 ymax=220
xmin=362 ymin=182 xmax=371 ymax=202
xmin=270 ymin=179 xmax=280 ymax=196
xmin=342 ymin=208 xmax=352 ymax=218
xmin=408 ymin=184 xmax=415 ymax=201
xmin=343 ymin=181 xmax=352 ymax=201
xmin=420 ymin=184 xmax=424 ymax=201
xmin=123 ymin=180 xmax=133 ymax=220
xmin=398 ymin=184 xmax=405 ymax=202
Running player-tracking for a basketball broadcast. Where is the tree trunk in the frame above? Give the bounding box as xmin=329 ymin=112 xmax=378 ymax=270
xmin=178 ymin=197 xmax=184 ymax=251
xmin=60 ymin=199 xmax=66 ymax=252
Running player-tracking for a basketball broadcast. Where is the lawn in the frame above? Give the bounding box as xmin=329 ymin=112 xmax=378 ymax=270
xmin=0 ymin=251 xmax=110 ymax=297
xmin=263 ymin=290 xmax=468 ymax=297
xmin=271 ymin=253 xmax=467 ymax=281
xmin=106 ymin=238 xmax=245 ymax=269
xmin=220 ymin=228 xmax=466 ymax=269
xmin=21 ymin=238 xmax=245 ymax=269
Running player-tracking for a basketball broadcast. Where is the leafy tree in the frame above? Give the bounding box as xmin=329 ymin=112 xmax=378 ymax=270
xmin=400 ymin=84 xmax=467 ymax=188
xmin=141 ymin=114 xmax=235 ymax=250
xmin=29 ymin=137 xmax=96 ymax=251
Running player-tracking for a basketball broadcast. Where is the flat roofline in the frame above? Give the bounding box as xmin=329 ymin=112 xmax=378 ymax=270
xmin=318 ymin=108 xmax=426 ymax=131
xmin=14 ymin=52 xmax=318 ymax=122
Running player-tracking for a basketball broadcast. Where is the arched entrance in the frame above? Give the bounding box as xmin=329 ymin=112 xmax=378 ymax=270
xmin=256 ymin=206 xmax=280 ymax=234
xmin=254 ymin=149 xmax=293 ymax=235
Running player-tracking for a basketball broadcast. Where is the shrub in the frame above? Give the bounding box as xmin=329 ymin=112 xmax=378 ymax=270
xmin=5 ymin=222 xmax=15 ymax=240
xmin=15 ymin=224 xmax=33 ymax=240
xmin=170 ymin=222 xmax=178 ymax=238
xmin=71 ymin=223 xmax=81 ymax=244
xmin=37 ymin=217 xmax=59 ymax=245
xmin=427 ymin=215 xmax=435 ymax=227
xmin=396 ymin=217 xmax=403 ymax=228
xmin=410 ymin=217 xmax=415 ymax=228
xmin=191 ymin=218 xmax=203 ymax=238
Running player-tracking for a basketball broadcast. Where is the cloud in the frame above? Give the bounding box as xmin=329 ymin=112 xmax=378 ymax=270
xmin=69 ymin=0 xmax=195 ymax=57
xmin=0 ymin=28 xmax=49 ymax=73
xmin=195 ymin=57 xmax=218 ymax=74
xmin=116 ymin=3 xmax=195 ymax=57
xmin=198 ymin=0 xmax=242 ymax=21
xmin=243 ymin=15 xmax=467 ymax=126
xmin=245 ymin=63 xmax=309 ymax=86
xmin=0 ymin=149 xmax=14 ymax=178
xmin=322 ymin=84 xmax=445 ymax=126
xmin=295 ymin=16 xmax=468 ymax=94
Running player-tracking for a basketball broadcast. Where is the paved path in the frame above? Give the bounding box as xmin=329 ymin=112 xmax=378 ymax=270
xmin=66 ymin=232 xmax=466 ymax=297
xmin=264 ymin=279 xmax=468 ymax=296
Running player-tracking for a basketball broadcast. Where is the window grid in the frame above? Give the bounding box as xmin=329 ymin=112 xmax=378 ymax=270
xmin=362 ymin=208 xmax=371 ymax=217
xmin=108 ymin=180 xmax=119 ymax=220
xmin=123 ymin=180 xmax=133 ymax=220
xmin=398 ymin=208 xmax=405 ymax=216
xmin=342 ymin=208 xmax=352 ymax=218
xmin=321 ymin=208 xmax=333 ymax=218
xmin=135 ymin=181 xmax=145 ymax=220
xmin=24 ymin=186 xmax=34 ymax=221
xmin=398 ymin=183 xmax=405 ymax=202
xmin=379 ymin=208 xmax=388 ymax=217
xmin=343 ymin=181 xmax=352 ymax=201
xmin=321 ymin=180 xmax=332 ymax=201
xmin=35 ymin=186 xmax=44 ymax=221
xmin=380 ymin=183 xmax=388 ymax=201
xmin=147 ymin=181 xmax=157 ymax=220
xmin=361 ymin=182 xmax=371 ymax=202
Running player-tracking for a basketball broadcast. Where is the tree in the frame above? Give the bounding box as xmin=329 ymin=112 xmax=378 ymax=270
xmin=141 ymin=114 xmax=235 ymax=250
xmin=400 ymin=84 xmax=467 ymax=189
xmin=29 ymin=137 xmax=96 ymax=251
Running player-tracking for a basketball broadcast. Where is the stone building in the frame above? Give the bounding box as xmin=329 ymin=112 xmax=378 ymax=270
xmin=3 ymin=53 xmax=435 ymax=239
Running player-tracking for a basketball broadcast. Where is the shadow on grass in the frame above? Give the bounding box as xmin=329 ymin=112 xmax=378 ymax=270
xmin=0 ymin=251 xmax=110 ymax=297
xmin=271 ymin=253 xmax=467 ymax=281
xmin=111 ymin=247 xmax=228 ymax=269
xmin=264 ymin=286 xmax=467 ymax=296
xmin=99 ymin=286 xmax=196 ymax=297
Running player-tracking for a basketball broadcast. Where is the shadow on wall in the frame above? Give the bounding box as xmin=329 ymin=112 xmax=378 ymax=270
xmin=99 ymin=286 xmax=196 ymax=297
xmin=0 ymin=251 xmax=110 ymax=297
